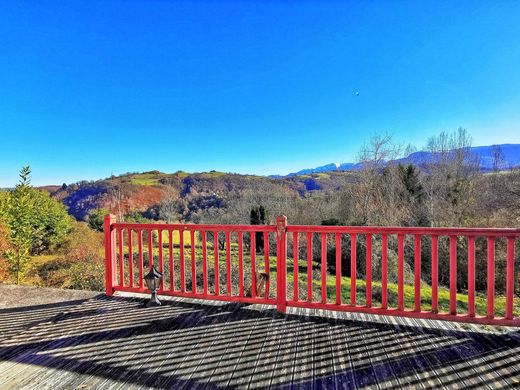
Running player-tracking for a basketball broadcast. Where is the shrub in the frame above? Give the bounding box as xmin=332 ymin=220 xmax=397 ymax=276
xmin=87 ymin=208 xmax=110 ymax=232
xmin=28 ymin=221 xmax=105 ymax=290
xmin=0 ymin=222 xmax=10 ymax=282
xmin=31 ymin=255 xmax=104 ymax=291
xmin=33 ymin=257 xmax=71 ymax=287
xmin=62 ymin=260 xmax=104 ymax=291
xmin=57 ymin=221 xmax=104 ymax=262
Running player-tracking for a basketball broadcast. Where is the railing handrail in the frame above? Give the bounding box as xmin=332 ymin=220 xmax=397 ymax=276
xmin=112 ymin=221 xmax=520 ymax=236
xmin=112 ymin=222 xmax=277 ymax=232
xmin=287 ymin=225 xmax=520 ymax=236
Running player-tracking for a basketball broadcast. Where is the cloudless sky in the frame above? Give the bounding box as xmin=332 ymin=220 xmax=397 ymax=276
xmin=1 ymin=0 xmax=519 ymax=186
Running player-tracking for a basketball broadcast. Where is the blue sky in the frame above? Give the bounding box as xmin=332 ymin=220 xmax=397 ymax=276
xmin=1 ymin=1 xmax=519 ymax=186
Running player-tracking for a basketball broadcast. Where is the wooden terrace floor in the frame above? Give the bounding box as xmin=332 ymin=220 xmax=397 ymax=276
xmin=1 ymin=293 xmax=520 ymax=389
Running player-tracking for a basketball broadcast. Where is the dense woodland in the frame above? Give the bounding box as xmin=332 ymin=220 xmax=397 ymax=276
xmin=0 ymin=129 xmax=519 ymax=301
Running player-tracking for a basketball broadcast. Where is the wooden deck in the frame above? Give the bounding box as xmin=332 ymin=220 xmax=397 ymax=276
xmin=1 ymin=293 xmax=520 ymax=389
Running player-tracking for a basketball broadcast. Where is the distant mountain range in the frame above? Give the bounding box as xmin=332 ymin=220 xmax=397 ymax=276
xmin=272 ymin=144 xmax=520 ymax=177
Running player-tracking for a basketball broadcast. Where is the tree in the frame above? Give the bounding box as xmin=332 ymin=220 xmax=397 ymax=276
xmin=56 ymin=220 xmax=104 ymax=262
xmin=423 ymin=128 xmax=479 ymax=226
xmin=250 ymin=206 xmax=268 ymax=253
xmin=321 ymin=218 xmax=342 ymax=226
xmin=491 ymin=144 xmax=505 ymax=172
xmin=159 ymin=185 xmax=180 ymax=223
xmin=0 ymin=219 xmax=11 ymax=281
xmin=0 ymin=167 xmax=72 ymax=283
xmin=109 ymin=184 xmax=124 ymax=222
xmin=354 ymin=133 xmax=401 ymax=225
xmin=397 ymin=164 xmax=428 ymax=225
xmin=1 ymin=167 xmax=34 ymax=283
xmin=87 ymin=208 xmax=110 ymax=232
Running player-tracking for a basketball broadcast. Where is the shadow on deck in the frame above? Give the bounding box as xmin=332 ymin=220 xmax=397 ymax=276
xmin=1 ymin=293 xmax=520 ymax=389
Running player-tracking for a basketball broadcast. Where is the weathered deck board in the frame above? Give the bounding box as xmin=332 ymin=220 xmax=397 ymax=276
xmin=362 ymin=314 xmax=404 ymax=389
xmin=286 ymin=308 xmax=309 ymax=389
xmin=1 ymin=292 xmax=520 ymax=389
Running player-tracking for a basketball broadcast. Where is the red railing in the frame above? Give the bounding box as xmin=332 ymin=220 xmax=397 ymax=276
xmin=104 ymin=214 xmax=281 ymax=308
xmin=104 ymin=215 xmax=520 ymax=326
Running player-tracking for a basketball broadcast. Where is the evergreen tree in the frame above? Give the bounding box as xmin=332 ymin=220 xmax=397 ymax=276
xmin=1 ymin=167 xmax=33 ymax=283
xmin=250 ymin=205 xmax=268 ymax=253
xmin=87 ymin=208 xmax=110 ymax=232
xmin=398 ymin=164 xmax=428 ymax=225
xmin=0 ymin=167 xmax=72 ymax=283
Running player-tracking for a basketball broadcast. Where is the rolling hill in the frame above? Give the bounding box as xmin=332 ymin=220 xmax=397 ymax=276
xmin=46 ymin=170 xmax=357 ymax=220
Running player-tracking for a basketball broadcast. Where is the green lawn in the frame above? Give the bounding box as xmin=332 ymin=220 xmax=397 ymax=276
xmin=129 ymin=173 xmax=163 ymax=186
xmin=115 ymin=241 xmax=518 ymax=318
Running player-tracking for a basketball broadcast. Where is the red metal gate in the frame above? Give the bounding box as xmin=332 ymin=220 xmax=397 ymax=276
xmin=104 ymin=215 xmax=520 ymax=326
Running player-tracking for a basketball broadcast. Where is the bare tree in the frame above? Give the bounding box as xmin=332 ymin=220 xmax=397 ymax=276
xmin=159 ymin=185 xmax=180 ymax=223
xmin=109 ymin=185 xmax=124 ymax=222
xmin=355 ymin=133 xmax=401 ymax=224
xmin=423 ymin=128 xmax=479 ymax=226
xmin=404 ymin=143 xmax=417 ymax=157
xmin=491 ymin=144 xmax=505 ymax=172
xmin=195 ymin=179 xmax=343 ymax=227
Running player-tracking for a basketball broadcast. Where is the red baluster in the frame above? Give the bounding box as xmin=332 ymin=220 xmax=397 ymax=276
xmin=238 ymin=232 xmax=244 ymax=297
xmin=191 ymin=230 xmax=197 ymax=294
xmin=213 ymin=231 xmax=219 ymax=295
xmin=366 ymin=233 xmax=372 ymax=308
xmin=118 ymin=229 xmax=124 ymax=286
xmin=449 ymin=236 xmax=457 ymax=315
xmin=414 ymin=235 xmax=421 ymax=312
xmin=487 ymin=237 xmax=495 ymax=319
xmin=128 ymin=229 xmax=133 ymax=288
xmin=351 ymin=234 xmax=357 ymax=306
xmin=180 ymin=230 xmax=185 ymax=292
xmin=158 ymin=229 xmax=163 ymax=291
xmin=226 ymin=231 xmax=231 ymax=295
xmin=307 ymin=232 xmax=313 ymax=302
xmin=202 ymin=231 xmax=208 ymax=296
xmin=335 ymin=233 xmax=341 ymax=305
xmin=431 ymin=235 xmax=438 ymax=313
xmin=321 ymin=233 xmax=327 ymax=304
xmin=381 ymin=234 xmax=388 ymax=309
xmin=397 ymin=234 xmax=404 ymax=311
xmin=467 ymin=236 xmax=476 ymax=317
xmin=293 ymin=232 xmax=299 ymax=302
xmin=168 ymin=229 xmax=174 ymax=292
xmin=506 ymin=237 xmax=515 ymax=320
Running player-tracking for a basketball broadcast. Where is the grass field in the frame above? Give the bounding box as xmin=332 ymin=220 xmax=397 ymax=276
xmin=127 ymin=170 xmax=229 ymax=185
xmin=128 ymin=173 xmax=164 ymax=186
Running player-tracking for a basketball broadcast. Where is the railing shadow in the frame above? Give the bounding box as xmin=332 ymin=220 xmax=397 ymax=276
xmin=0 ymin=295 xmax=103 ymax=342
xmin=0 ymin=294 xmax=519 ymax=389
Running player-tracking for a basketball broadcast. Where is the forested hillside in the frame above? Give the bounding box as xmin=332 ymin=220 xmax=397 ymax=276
xmin=46 ymin=170 xmax=357 ymax=222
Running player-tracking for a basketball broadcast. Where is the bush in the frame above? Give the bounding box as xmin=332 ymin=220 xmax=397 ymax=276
xmin=27 ymin=221 xmax=105 ymax=290
xmin=62 ymin=261 xmax=104 ymax=291
xmin=31 ymin=256 xmax=104 ymax=291
xmin=33 ymin=257 xmax=71 ymax=287
xmin=87 ymin=208 xmax=110 ymax=232
xmin=57 ymin=221 xmax=104 ymax=262
xmin=0 ymin=258 xmax=8 ymax=282
xmin=0 ymin=222 xmax=10 ymax=282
